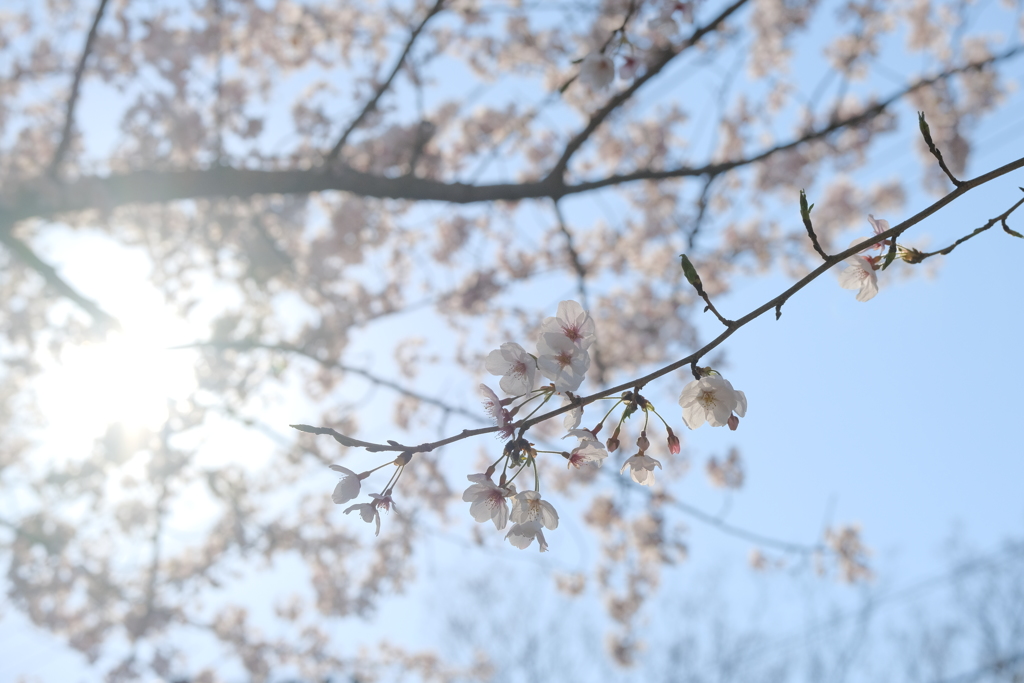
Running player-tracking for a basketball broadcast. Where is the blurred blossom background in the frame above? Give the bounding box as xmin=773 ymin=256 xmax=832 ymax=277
xmin=0 ymin=0 xmax=1023 ymax=681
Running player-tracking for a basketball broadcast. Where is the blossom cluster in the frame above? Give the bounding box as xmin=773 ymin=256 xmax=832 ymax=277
xmin=325 ymin=300 xmax=751 ymax=547
xmin=463 ymin=301 xmax=749 ymax=552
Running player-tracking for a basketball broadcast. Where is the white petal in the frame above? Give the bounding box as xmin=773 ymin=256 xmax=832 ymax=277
xmin=734 ymin=390 xmax=747 ymax=418
xmin=540 ymin=501 xmax=559 ymax=530
xmin=856 ymin=272 xmax=879 ymax=302
xmin=484 ymin=348 xmax=511 ymax=376
xmin=682 ymin=402 xmax=706 ymax=429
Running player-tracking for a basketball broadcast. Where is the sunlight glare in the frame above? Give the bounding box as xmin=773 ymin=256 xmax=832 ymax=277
xmin=37 ymin=310 xmax=199 ymax=443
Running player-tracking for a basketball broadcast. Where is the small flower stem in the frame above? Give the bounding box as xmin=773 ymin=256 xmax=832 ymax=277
xmin=381 ymin=464 xmax=404 ymax=495
xmin=516 ymin=392 xmax=553 ymax=439
xmin=598 ymin=398 xmax=625 ymax=427
xmin=504 ymin=461 xmax=530 ymax=488
xmin=650 ymin=408 xmax=672 ymax=431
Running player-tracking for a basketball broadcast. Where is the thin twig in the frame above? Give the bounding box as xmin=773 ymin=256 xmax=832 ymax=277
xmin=324 ymin=0 xmax=446 ymax=163
xmin=48 ymin=0 xmax=110 ymax=177
xmin=911 ymin=192 xmax=1024 ymax=261
xmin=172 ymin=338 xmax=483 ymax=422
xmin=918 ymin=111 xmax=964 ymax=187
xmin=800 ymin=189 xmax=829 ymax=260
xmin=687 ymin=174 xmax=718 ymax=249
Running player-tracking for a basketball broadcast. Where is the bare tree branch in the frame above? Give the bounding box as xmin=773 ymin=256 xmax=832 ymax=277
xmin=48 ymin=0 xmax=110 ymax=177
xmin=324 ymin=0 xmax=446 ymax=163
xmin=0 ymin=226 xmax=119 ymax=330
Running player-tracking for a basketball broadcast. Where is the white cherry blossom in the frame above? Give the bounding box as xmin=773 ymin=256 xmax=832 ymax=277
xmin=329 ymin=464 xmax=361 ymax=505
xmin=485 ymin=342 xmax=538 ymax=395
xmin=462 ymin=474 xmax=515 ymax=530
xmin=537 ymin=334 xmax=590 ymax=393
xmin=839 ymin=254 xmax=880 ymax=302
xmin=343 ymin=502 xmax=381 ymax=536
xmin=563 ymin=428 xmax=608 ymax=468
xmin=510 ymin=490 xmax=559 ymax=529
xmin=679 ymin=375 xmax=747 ymax=429
xmin=540 ymin=300 xmax=596 ymax=350
xmin=620 ymin=453 xmax=663 ymax=486
xmin=578 ymin=52 xmax=614 ymax=91
xmin=505 ymin=520 xmax=549 ymax=552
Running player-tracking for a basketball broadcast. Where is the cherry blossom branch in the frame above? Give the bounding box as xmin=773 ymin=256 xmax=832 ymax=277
xmin=907 ymin=191 xmax=1024 ymax=262
xmin=4 ymin=44 xmax=1017 ymax=230
xmin=9 ymin=43 xmax=1017 ymax=230
xmin=173 ymin=339 xmax=483 ymax=422
xmin=546 ymin=0 xmax=752 ymax=181
xmin=48 ymin=0 xmax=110 ymax=177
xmin=324 ymin=0 xmax=446 ymax=163
xmin=293 ymin=153 xmax=1024 ymax=454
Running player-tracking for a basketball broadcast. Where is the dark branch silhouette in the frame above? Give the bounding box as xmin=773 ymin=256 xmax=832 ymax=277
xmin=48 ymin=0 xmax=110 ymax=177
xmin=324 ymin=0 xmax=446 ymax=163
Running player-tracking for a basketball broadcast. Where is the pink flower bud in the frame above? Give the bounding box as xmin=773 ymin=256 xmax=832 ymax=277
xmin=728 ymin=415 xmax=740 ymax=431
xmin=666 ymin=428 xmax=681 ymax=455
xmin=607 ymin=427 xmax=621 ymax=452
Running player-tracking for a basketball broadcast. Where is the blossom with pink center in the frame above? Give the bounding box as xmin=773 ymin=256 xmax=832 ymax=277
xmin=462 ymin=474 xmax=515 ymax=530
xmin=510 ymin=490 xmax=559 ymax=530
xmin=370 ymin=492 xmax=396 ymax=513
xmin=485 ymin=342 xmax=538 ymax=395
xmin=479 ymin=384 xmax=514 ymax=438
xmin=838 ymin=254 xmax=880 ymax=302
xmin=505 ymin=520 xmax=549 ymax=552
xmin=620 ymin=453 xmax=663 ymax=486
xmin=578 ymin=52 xmax=614 ymax=91
xmin=563 ymin=428 xmax=608 ymax=468
xmin=536 ymin=334 xmax=590 ymax=393
xmin=540 ymin=300 xmax=596 ymax=350
xmin=678 ymin=375 xmax=747 ymax=429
